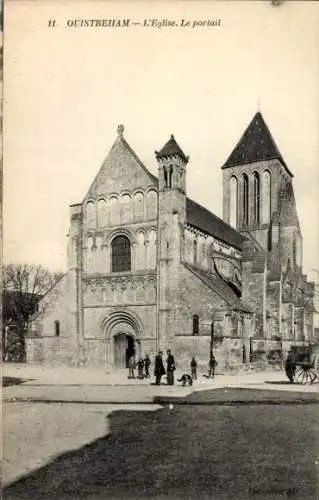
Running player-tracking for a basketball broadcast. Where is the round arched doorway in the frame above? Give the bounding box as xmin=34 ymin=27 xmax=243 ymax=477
xmin=114 ymin=332 xmax=136 ymax=369
xmin=101 ymin=311 xmax=143 ymax=370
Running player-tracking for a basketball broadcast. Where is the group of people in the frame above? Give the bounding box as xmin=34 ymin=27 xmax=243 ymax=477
xmin=154 ymin=350 xmax=176 ymax=385
xmin=128 ymin=350 xmax=218 ymax=385
xmin=128 ymin=354 xmax=151 ymax=379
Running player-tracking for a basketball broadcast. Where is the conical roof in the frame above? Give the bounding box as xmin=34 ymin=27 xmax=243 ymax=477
xmin=222 ymin=112 xmax=292 ymax=176
xmin=155 ymin=134 xmax=189 ymax=163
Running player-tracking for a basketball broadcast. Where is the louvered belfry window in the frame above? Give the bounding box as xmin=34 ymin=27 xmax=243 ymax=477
xmin=242 ymin=174 xmax=249 ymax=225
xmin=112 ymin=235 xmax=131 ymax=272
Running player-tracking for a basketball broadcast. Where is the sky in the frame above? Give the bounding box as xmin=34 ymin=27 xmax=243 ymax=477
xmin=3 ymin=1 xmax=319 ymax=282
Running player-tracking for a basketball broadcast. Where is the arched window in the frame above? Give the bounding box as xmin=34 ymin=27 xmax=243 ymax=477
xmin=54 ymin=320 xmax=60 ymax=337
xmin=253 ymin=172 xmax=260 ymax=224
xmin=262 ymin=170 xmax=271 ymax=224
xmin=133 ymin=192 xmax=144 ymax=220
xmin=242 ymin=174 xmax=249 ymax=225
xmin=111 ymin=235 xmax=131 ymax=272
xmin=108 ymin=197 xmax=118 ymax=225
xmin=164 ymin=167 xmax=168 ymax=188
xmin=192 ymin=315 xmax=199 ymax=335
xmin=169 ymin=165 xmax=173 ymax=188
xmin=146 ymin=190 xmax=157 ymax=219
xmin=120 ymin=194 xmax=132 ymax=223
xmin=229 ymin=176 xmax=238 ymax=228
xmin=86 ymin=201 xmax=96 ymax=228
xmin=97 ymin=199 xmax=107 ymax=227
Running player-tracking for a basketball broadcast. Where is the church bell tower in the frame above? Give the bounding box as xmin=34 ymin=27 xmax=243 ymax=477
xmin=155 ymin=134 xmax=189 ymax=350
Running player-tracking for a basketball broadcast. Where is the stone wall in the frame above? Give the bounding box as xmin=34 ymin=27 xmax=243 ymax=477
xmin=30 ymin=274 xmax=69 ymax=338
xmin=266 ymin=280 xmax=282 ymax=338
xmin=174 ymin=335 xmax=246 ymax=373
xmin=241 ymin=260 xmax=266 ymax=335
xmin=26 ymin=337 xmax=74 ymax=366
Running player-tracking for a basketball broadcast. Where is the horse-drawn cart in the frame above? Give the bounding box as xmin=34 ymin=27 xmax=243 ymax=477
xmin=285 ymin=344 xmax=319 ymax=384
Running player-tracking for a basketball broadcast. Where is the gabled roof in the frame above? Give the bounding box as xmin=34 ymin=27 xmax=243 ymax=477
xmin=83 ymin=125 xmax=158 ymax=201
xmin=155 ymin=135 xmax=189 ymax=163
xmin=186 ymin=198 xmax=245 ymax=250
xmin=222 ymin=112 xmax=293 ymax=177
xmin=120 ymin=135 xmax=158 ymax=184
xmin=184 ymin=263 xmax=252 ymax=313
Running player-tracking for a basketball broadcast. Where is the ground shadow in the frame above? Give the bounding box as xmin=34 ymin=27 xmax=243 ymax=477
xmin=2 ymin=377 xmax=32 ymax=387
xmin=265 ymin=379 xmax=319 ymax=386
xmin=3 ymin=388 xmax=318 ymax=499
xmin=153 ymin=387 xmax=319 ymax=405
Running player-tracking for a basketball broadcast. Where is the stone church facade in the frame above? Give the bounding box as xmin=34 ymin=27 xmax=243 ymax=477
xmin=27 ymin=113 xmax=315 ymax=371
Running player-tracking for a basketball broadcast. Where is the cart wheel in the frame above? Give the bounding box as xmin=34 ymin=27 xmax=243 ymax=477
xmin=309 ymin=369 xmax=318 ymax=384
xmin=295 ymin=367 xmax=309 ymax=384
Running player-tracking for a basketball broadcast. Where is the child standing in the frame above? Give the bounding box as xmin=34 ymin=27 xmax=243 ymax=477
xmin=190 ymin=357 xmax=197 ymax=380
xmin=137 ymin=358 xmax=144 ymax=379
xmin=144 ymin=354 xmax=151 ymax=378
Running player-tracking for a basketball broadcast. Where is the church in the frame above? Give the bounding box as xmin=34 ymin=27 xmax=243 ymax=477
xmin=27 ymin=112 xmax=315 ymax=372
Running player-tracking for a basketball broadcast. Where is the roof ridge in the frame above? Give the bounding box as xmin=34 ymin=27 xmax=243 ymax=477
xmin=184 ymin=262 xmax=231 ymax=304
xmin=183 ymin=262 xmax=252 ymax=313
xmin=186 ymin=197 xmax=245 ymax=250
xmin=121 ymin=136 xmax=158 ymax=184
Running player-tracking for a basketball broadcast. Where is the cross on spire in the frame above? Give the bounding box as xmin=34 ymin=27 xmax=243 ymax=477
xmin=117 ymin=124 xmax=124 ymax=137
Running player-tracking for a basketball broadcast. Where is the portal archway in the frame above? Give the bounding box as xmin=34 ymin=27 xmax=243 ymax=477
xmin=101 ymin=310 xmax=143 ymax=369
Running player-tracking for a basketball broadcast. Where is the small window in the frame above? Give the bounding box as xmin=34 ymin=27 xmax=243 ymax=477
xmin=192 ymin=315 xmax=199 ymax=335
xmin=54 ymin=320 xmax=60 ymax=337
xmin=169 ymin=165 xmax=173 ymax=188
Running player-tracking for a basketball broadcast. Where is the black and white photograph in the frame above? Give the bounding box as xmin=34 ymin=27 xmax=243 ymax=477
xmin=2 ymin=1 xmax=319 ymax=498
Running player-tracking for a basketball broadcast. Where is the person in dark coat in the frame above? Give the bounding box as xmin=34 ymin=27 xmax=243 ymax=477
xmin=137 ymin=358 xmax=144 ymax=379
xmin=166 ymin=349 xmax=176 ymax=385
xmin=285 ymin=351 xmax=296 ymax=383
xmin=144 ymin=354 xmax=151 ymax=378
xmin=190 ymin=357 xmax=197 ymax=380
xmin=154 ymin=351 xmax=165 ymax=385
xmin=208 ymin=355 xmax=217 ymax=378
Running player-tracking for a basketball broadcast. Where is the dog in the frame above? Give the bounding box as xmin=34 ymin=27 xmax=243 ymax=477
xmin=177 ymin=374 xmax=193 ymax=386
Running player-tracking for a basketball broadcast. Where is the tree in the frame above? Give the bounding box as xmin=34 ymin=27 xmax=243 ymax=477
xmin=2 ymin=263 xmax=64 ymax=361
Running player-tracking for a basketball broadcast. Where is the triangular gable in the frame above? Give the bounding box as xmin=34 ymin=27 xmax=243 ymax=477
xmin=222 ymin=112 xmax=293 ymax=177
xmin=84 ymin=128 xmax=158 ymax=201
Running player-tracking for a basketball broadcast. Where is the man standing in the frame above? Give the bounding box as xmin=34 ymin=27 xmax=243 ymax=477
xmin=208 ymin=355 xmax=217 ymax=378
xmin=166 ymin=349 xmax=176 ymax=385
xmin=154 ymin=351 xmax=165 ymax=385
xmin=144 ymin=354 xmax=151 ymax=378
xmin=285 ymin=351 xmax=296 ymax=384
